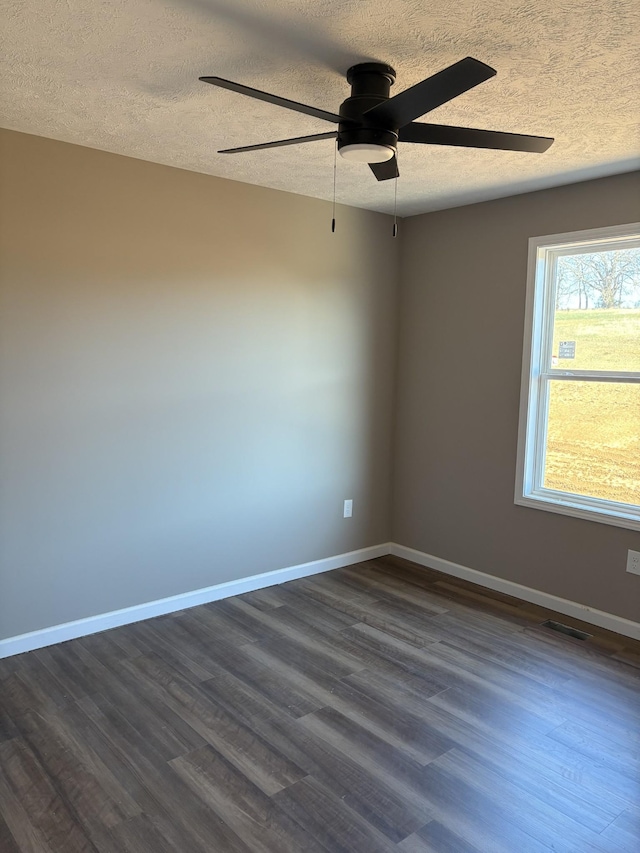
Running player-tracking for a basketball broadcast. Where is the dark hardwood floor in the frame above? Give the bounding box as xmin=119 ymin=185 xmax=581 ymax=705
xmin=1 ymin=555 xmax=639 ymax=852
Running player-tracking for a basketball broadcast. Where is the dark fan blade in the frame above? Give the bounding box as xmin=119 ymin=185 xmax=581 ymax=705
xmin=219 ymin=131 xmax=338 ymax=154
xmin=369 ymin=157 xmax=399 ymax=181
xmin=363 ymin=57 xmax=496 ymax=129
xmin=200 ymin=76 xmax=348 ymax=124
xmin=399 ymin=122 xmax=554 ymax=152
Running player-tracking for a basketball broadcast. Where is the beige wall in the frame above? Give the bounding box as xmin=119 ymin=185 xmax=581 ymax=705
xmin=0 ymin=129 xmax=399 ymax=639
xmin=392 ymin=171 xmax=640 ymax=622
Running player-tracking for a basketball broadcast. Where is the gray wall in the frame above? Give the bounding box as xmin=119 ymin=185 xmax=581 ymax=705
xmin=392 ymin=171 xmax=640 ymax=623
xmin=0 ymin=129 xmax=399 ymax=640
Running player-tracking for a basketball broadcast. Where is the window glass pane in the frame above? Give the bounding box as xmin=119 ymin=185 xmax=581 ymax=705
xmin=543 ymin=381 xmax=640 ymax=506
xmin=550 ymin=248 xmax=640 ymax=372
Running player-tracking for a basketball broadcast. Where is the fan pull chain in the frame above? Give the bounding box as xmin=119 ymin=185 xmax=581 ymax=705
xmin=392 ymin=168 xmax=399 ymax=237
xmin=331 ymin=141 xmax=337 ymax=233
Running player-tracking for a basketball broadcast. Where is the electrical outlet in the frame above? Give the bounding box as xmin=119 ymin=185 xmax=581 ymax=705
xmin=343 ymin=499 xmax=353 ymax=518
xmin=627 ymin=550 xmax=640 ymax=575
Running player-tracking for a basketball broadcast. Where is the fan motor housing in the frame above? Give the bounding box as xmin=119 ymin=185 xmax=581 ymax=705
xmin=338 ymin=62 xmax=399 ymax=155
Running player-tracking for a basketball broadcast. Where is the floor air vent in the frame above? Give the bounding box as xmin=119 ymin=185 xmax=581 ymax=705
xmin=541 ymin=620 xmax=592 ymax=641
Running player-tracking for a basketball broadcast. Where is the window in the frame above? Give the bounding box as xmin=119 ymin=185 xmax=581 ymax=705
xmin=516 ymin=223 xmax=640 ymax=531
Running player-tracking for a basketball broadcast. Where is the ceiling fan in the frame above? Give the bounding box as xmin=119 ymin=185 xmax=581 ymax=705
xmin=200 ymin=57 xmax=554 ymax=181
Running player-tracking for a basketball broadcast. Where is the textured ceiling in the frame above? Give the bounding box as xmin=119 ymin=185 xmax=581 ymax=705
xmin=2 ymin=0 xmax=639 ymax=215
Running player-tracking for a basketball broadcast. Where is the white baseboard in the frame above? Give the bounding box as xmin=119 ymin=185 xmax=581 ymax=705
xmin=389 ymin=543 xmax=640 ymax=641
xmin=3 ymin=540 xmax=638 ymax=659
xmin=0 ymin=543 xmax=391 ymax=659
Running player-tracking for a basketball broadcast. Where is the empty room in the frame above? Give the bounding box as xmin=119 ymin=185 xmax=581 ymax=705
xmin=1 ymin=1 xmax=639 ymax=851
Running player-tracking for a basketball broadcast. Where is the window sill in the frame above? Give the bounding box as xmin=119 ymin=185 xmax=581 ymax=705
xmin=515 ymin=493 xmax=640 ymax=532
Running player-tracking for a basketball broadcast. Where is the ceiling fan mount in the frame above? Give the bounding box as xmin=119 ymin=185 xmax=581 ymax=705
xmin=345 ymin=62 xmax=397 ymax=94
xmin=200 ymin=56 xmax=554 ymax=182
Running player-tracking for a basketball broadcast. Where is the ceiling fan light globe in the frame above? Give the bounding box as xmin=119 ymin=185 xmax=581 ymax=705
xmin=339 ymin=143 xmax=395 ymax=163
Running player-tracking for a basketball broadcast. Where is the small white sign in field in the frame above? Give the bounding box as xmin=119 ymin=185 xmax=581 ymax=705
xmin=558 ymin=340 xmax=576 ymax=359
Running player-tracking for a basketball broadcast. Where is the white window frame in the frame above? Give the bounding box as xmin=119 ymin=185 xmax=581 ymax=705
xmin=515 ymin=222 xmax=640 ymax=531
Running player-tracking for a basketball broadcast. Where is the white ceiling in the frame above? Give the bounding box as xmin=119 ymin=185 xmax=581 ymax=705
xmin=2 ymin=0 xmax=639 ymax=216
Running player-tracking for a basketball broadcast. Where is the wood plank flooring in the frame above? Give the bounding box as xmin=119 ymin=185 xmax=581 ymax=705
xmin=1 ymin=554 xmax=639 ymax=852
